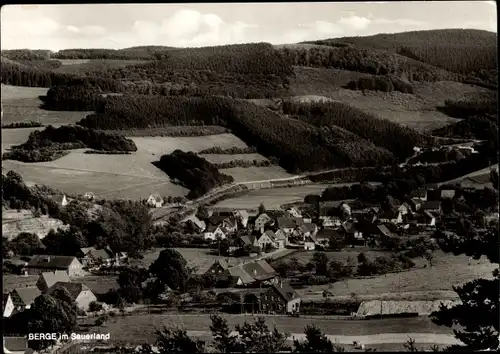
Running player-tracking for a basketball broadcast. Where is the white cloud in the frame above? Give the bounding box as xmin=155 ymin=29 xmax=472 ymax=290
xmin=338 ymin=15 xmax=372 ymax=30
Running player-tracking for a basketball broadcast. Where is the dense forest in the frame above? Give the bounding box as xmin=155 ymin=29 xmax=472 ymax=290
xmin=277 ymin=44 xmax=460 ymax=82
xmin=3 ymin=126 xmax=137 ymax=163
xmin=76 ymin=94 xmax=398 ymax=172
xmin=432 ymin=116 xmax=498 ymax=142
xmin=52 ymin=47 xmax=176 ymax=60
xmin=345 ymin=74 xmax=414 ymax=94
xmin=281 ymin=99 xmax=428 ymax=161
xmin=153 ymin=150 xmax=234 ymax=199
xmin=1 ymin=49 xmax=52 ymax=60
xmin=438 ymin=95 xmax=498 ymax=119
xmin=303 ymin=29 xmax=497 ymax=76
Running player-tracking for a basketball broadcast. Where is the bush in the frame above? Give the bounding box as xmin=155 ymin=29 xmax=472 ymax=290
xmin=88 ymin=301 xmax=104 ymax=312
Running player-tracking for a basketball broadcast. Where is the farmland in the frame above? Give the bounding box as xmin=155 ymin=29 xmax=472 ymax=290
xmin=220 ymin=166 xmax=295 ymax=183
xmin=294 ymin=251 xmax=496 ymax=302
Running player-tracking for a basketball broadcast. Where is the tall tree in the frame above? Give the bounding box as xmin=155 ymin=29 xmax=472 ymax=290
xmin=430 ymin=225 xmax=499 ymax=351
xmin=209 ymin=314 xmax=239 ymax=353
xmin=234 ymin=317 xmax=290 ymax=353
xmin=155 ymin=327 xmax=205 ymax=353
xmin=293 ymin=325 xmax=345 ymax=353
xmin=149 ymin=248 xmax=191 ymax=292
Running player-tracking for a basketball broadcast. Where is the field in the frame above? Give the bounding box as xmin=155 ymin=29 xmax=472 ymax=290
xmin=1 ymin=84 xmax=91 ymax=127
xmin=295 ymin=251 xmax=496 ymax=302
xmin=2 ymin=274 xmax=38 ymax=293
xmin=213 ymin=184 xmax=332 ymax=209
xmin=1 ymin=127 xmax=43 ymax=152
xmin=438 ymin=164 xmax=498 ymax=186
xmin=288 ymin=67 xmax=494 ymax=132
xmin=221 ymin=166 xmax=294 ymax=182
xmin=80 ymin=313 xmax=453 ymax=346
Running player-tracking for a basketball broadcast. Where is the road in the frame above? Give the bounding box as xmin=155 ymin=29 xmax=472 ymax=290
xmin=185 ymin=331 xmax=461 ymax=346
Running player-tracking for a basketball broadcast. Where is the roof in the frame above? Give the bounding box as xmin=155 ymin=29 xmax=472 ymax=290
xmin=80 ymin=247 xmax=112 ymax=260
xmin=422 ymin=201 xmax=441 ymax=210
xmin=410 ymin=189 xmax=427 ymax=198
xmin=271 ymin=282 xmax=300 ymax=302
xmin=223 ymin=217 xmax=238 ymax=228
xmin=377 ymin=224 xmax=393 ymax=238
xmin=262 ymin=230 xmax=276 ymax=241
xmin=277 ymin=217 xmax=303 ymax=229
xmin=379 ymin=210 xmax=400 ymax=219
xmin=49 ymin=282 xmax=91 ymax=300
xmin=424 ymin=211 xmax=435 ymax=219
xmin=274 ymin=229 xmax=287 ymax=240
xmin=317 ymin=228 xmax=344 ymax=240
xmin=444 ymin=211 xmax=461 ymax=219
xmin=410 ymin=198 xmax=422 ymax=205
xmin=297 ymin=225 xmax=309 ymax=233
xmin=12 ymin=287 xmax=41 ymax=307
xmin=183 ymin=215 xmax=206 ymax=230
xmin=27 ymin=255 xmax=78 ymax=270
xmin=342 ymin=221 xmax=359 ymax=234
xmin=441 ymin=189 xmax=456 ymax=198
xmin=148 ymin=194 xmax=163 ymax=203
xmin=242 ymin=260 xmax=276 ymax=281
xmin=205 ymin=224 xmax=221 ymax=233
xmin=254 ymin=213 xmax=272 ymax=225
xmin=235 ymin=210 xmax=249 ymax=220
xmin=213 ymin=259 xmax=239 ymax=270
xmin=209 ymin=215 xmax=227 ymax=225
xmin=240 ymin=235 xmax=257 ymax=246
xmin=39 ymin=271 xmax=70 ymax=288
xmin=227 ymin=266 xmax=255 ymax=284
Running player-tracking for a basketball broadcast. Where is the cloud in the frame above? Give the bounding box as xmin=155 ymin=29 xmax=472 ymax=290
xmin=338 ymin=16 xmax=371 ymax=30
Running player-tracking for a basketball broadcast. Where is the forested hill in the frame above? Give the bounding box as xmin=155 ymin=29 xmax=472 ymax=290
xmin=302 ymin=29 xmax=497 ymax=76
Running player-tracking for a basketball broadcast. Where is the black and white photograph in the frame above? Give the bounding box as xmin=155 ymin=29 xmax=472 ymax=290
xmin=1 ymin=1 xmax=498 ymax=353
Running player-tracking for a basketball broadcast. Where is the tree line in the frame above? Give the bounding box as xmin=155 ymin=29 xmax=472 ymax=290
xmin=153 ymin=150 xmax=235 ymax=199
xmin=304 ymin=29 xmax=497 ymax=76
xmin=346 ymin=74 xmax=414 ymax=94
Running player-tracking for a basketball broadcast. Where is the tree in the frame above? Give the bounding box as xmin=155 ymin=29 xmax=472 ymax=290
xmin=357 ymin=252 xmax=367 ymax=264
xmin=429 ymin=225 xmax=499 ymax=351
xmin=209 ymin=314 xmax=239 ymax=353
xmin=258 ymin=203 xmax=266 ymax=215
xmin=27 ymin=289 xmax=78 ymax=351
xmin=196 ymin=205 xmax=210 ymax=220
xmin=293 ymin=324 xmax=345 ymax=352
xmin=9 ymin=232 xmax=44 ymax=256
xmin=117 ymin=267 xmax=148 ymax=303
xmin=311 ymin=252 xmax=329 ymax=276
xmin=423 ymin=250 xmax=434 ymax=267
xmin=149 ymin=248 xmax=192 ymax=292
xmin=235 ymin=317 xmax=290 ymax=353
xmin=155 ymin=327 xmax=206 ymax=353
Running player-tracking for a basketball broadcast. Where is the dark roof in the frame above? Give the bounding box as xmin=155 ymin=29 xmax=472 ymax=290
xmin=377 ymin=224 xmax=393 ymax=238
xmin=209 ymin=215 xmax=227 ymax=225
xmin=297 ymin=225 xmax=309 ymax=233
xmin=379 ymin=210 xmax=400 ymax=219
xmin=422 ymin=201 xmax=441 ymax=210
xmin=342 ymin=221 xmax=359 ymax=234
xmin=11 ymin=287 xmax=41 ymax=307
xmin=262 ymin=230 xmax=276 ymax=241
xmin=316 ymin=229 xmax=344 ymax=240
xmin=242 ymin=260 xmax=276 ymax=281
xmin=27 ymin=255 xmax=78 ymax=270
xmin=205 ymin=224 xmax=221 ymax=233
xmin=254 ymin=213 xmax=272 ymax=226
xmin=80 ymin=247 xmax=112 ymax=260
xmin=213 ymin=259 xmax=239 ymax=270
xmin=271 ymin=281 xmax=300 ymax=302
xmin=303 ymin=223 xmax=317 ymax=232
xmin=49 ymin=282 xmax=91 ymax=300
xmin=240 ymin=235 xmax=257 ymax=246
xmin=277 ymin=217 xmax=304 ymax=229
xmin=223 ymin=217 xmax=238 ymax=228
xmin=410 ymin=189 xmax=427 ymax=198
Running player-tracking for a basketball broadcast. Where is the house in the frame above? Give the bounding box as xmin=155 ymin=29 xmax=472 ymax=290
xmin=319 ymin=203 xmax=343 ymax=227
xmin=277 ymin=217 xmax=304 ymax=234
xmin=410 ymin=189 xmax=427 ymax=201
xmin=234 ymin=210 xmax=249 ymax=227
xmin=423 ymin=211 xmax=437 ymax=227
xmin=260 ymin=281 xmax=301 ymax=314
xmin=9 ymin=287 xmax=41 ymax=314
xmin=397 ymin=203 xmax=411 ymax=216
xmin=49 ymin=282 xmax=97 ymax=311
xmin=304 ymin=235 xmax=317 ymax=250
xmin=410 ymin=198 xmax=423 ymax=212
xmin=183 ymin=215 xmax=206 ymax=232
xmin=342 ymin=221 xmax=365 ymax=246
xmin=84 ymin=192 xmax=95 ymax=201
xmin=286 ymin=207 xmax=302 ymax=218
xmin=3 ymin=294 xmax=15 ymax=318
xmin=274 ymin=229 xmax=287 ymax=249
xmin=303 ymin=223 xmax=318 ymax=236
xmin=422 ymin=201 xmax=442 ymax=214
xmin=242 ymin=260 xmax=277 ymax=283
xmin=292 ymin=225 xmax=310 ymax=240
xmin=254 ymin=213 xmax=273 ymax=232
xmin=440 ymin=189 xmax=456 ymax=199
xmin=376 ymin=224 xmax=394 ymax=240
xmin=104 ymin=246 xmax=128 ymax=266
xmin=226 ymin=265 xmax=256 ymax=286
xmin=340 ymin=203 xmax=351 ymax=217
xmin=26 ymin=255 xmax=84 ymax=276
xmin=78 ymin=247 xmax=113 ymax=268
xmin=221 ymin=217 xmax=238 ymax=233
xmin=378 ymin=210 xmax=403 ymax=224
xmin=36 ymin=271 xmax=70 ymax=293
xmin=203 ymin=225 xmax=226 ymax=241
xmin=257 ymin=230 xmax=277 ymax=250
xmin=147 ymin=194 xmax=164 ymax=208
xmin=204 ymin=259 xmax=240 ymax=276
xmin=238 ymin=235 xmax=259 ymax=248
xmin=49 ymin=194 xmax=68 ymax=207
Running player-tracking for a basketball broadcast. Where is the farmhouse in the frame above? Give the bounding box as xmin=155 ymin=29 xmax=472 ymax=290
xmin=410 ymin=198 xmax=423 ymax=212
xmin=318 ymin=204 xmax=342 ymax=227
xmin=238 ymin=235 xmax=259 ymax=248
xmin=378 ymin=210 xmax=403 ymax=224
xmin=257 ymin=230 xmax=277 ymax=249
xmin=242 ymin=260 xmax=277 ymax=283
xmin=285 ymin=206 xmax=302 ymax=217
xmin=9 ymin=287 xmax=41 ymax=314
xmin=26 ymin=255 xmax=84 ymax=276
xmin=203 ymin=224 xmax=226 ymax=241
xmin=77 ymin=247 xmax=113 ymax=268
xmin=49 ymin=282 xmax=97 ymax=311
xmin=274 ymin=229 xmax=287 ymax=249
xmin=277 ymin=217 xmax=304 ymax=234
xmin=254 ymin=213 xmax=272 ymax=232
xmin=204 ymin=259 xmax=240 ymax=276
xmin=147 ymin=194 xmax=164 ymax=208
xmin=397 ymin=203 xmax=411 ymax=216
xmin=49 ymin=194 xmax=69 ymax=206
xmin=260 ymin=281 xmax=301 ymax=314
xmin=221 ymin=217 xmax=238 ymax=233
xmin=183 ymin=215 xmax=206 ymax=232
xmin=36 ymin=271 xmax=70 ymax=293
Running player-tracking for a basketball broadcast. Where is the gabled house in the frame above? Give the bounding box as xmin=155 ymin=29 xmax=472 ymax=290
xmin=3 ymin=294 xmax=15 ymax=318
xmin=376 ymin=224 xmax=394 ymax=241
xmin=183 ymin=215 xmax=206 ymax=232
xmin=423 ymin=211 xmax=437 ymax=227
xmin=77 ymin=247 xmax=113 ymax=268
xmin=254 ymin=213 xmax=273 ymax=233
xmin=304 ymin=235 xmax=317 ymax=251
xmin=303 ymin=223 xmax=318 ymax=236
xmin=292 ymin=225 xmax=310 ymax=240
xmin=49 ymin=282 xmax=97 ymax=311
xmin=397 ymin=203 xmax=411 ymax=216
xmin=422 ymin=201 xmax=442 ymax=214
xmin=257 ymin=230 xmax=277 ymax=250
xmin=49 ymin=194 xmax=68 ymax=207
xmin=319 ymin=204 xmax=342 ymax=227
xmin=410 ymin=188 xmax=427 ymax=201
xmin=410 ymin=198 xmax=423 ymax=212
xmin=260 ymin=281 xmax=301 ymax=314
xmin=36 ymin=271 xmax=70 ymax=293
xmin=203 ymin=225 xmax=226 ymax=241
xmin=238 ymin=235 xmax=259 ymax=248
xmin=277 ymin=217 xmax=304 ymax=234
xmin=234 ymin=210 xmax=249 ymax=228
xmin=204 ymin=259 xmax=240 ymax=276
xmin=342 ymin=221 xmax=364 ymax=246
xmin=147 ymin=194 xmax=164 ymax=208
xmin=242 ymin=260 xmax=277 ymax=283
xmin=378 ymin=210 xmax=403 ymax=224
xmin=26 ymin=255 xmax=84 ymax=277
xmin=221 ymin=217 xmax=238 ymax=233
xmin=226 ymin=266 xmax=256 ymax=286
xmin=274 ymin=229 xmax=287 ymax=249
xmin=9 ymin=287 xmax=41 ymax=313
xmin=286 ymin=207 xmax=302 ymax=218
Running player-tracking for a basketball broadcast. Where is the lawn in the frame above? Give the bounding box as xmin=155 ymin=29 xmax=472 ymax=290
xmin=2 ymin=274 xmax=38 ymax=293
xmin=281 ymin=249 xmax=393 ymax=266
xmin=289 ymin=67 xmax=494 ymax=132
xmin=213 ymin=184 xmax=331 ymax=209
xmin=296 ymin=251 xmax=496 ymax=302
xmin=83 ymin=313 xmax=452 ymax=345
xmin=220 ymin=166 xmax=294 ymax=183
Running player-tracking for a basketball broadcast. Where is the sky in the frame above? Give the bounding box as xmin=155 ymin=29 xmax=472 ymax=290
xmin=1 ymin=2 xmax=497 ymax=51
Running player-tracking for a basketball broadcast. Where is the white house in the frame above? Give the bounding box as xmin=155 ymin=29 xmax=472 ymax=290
xmin=234 ymin=210 xmax=249 ymax=227
xmin=304 ymin=235 xmax=317 ymax=251
xmin=257 ymin=230 xmax=277 ymax=250
xmin=147 ymin=194 xmax=164 ymax=208
xmin=203 ymin=225 xmax=226 ymax=241
xmin=274 ymin=229 xmax=287 ymax=248
xmin=286 ymin=207 xmax=302 ymax=218
xmin=397 ymin=203 xmax=410 ymax=216
xmin=3 ymin=294 xmax=15 ymax=318
xmin=340 ymin=203 xmax=351 ymax=217
xmin=84 ymin=192 xmax=95 ymax=201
